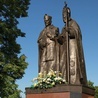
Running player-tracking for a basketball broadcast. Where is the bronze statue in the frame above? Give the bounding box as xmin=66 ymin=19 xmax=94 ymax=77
xmin=58 ymin=3 xmax=87 ymax=85
xmin=38 ymin=14 xmax=59 ymax=75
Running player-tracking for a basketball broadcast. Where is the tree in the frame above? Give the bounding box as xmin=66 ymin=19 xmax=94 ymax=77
xmin=87 ymin=80 xmax=98 ymax=98
xmin=0 ymin=0 xmax=30 ymax=97
xmin=87 ymin=80 xmax=95 ymax=88
xmin=95 ymin=86 xmax=98 ymax=98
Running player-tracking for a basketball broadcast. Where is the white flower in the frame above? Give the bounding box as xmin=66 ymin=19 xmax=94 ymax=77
xmin=46 ymin=81 xmax=50 ymax=84
xmin=47 ymin=78 xmax=51 ymax=81
xmin=38 ymin=72 xmax=43 ymax=78
xmin=57 ymin=77 xmax=62 ymax=80
xmin=47 ymin=71 xmax=52 ymax=76
xmin=59 ymin=72 xmax=62 ymax=76
xmin=47 ymin=70 xmax=55 ymax=76
xmin=62 ymin=79 xmax=66 ymax=83
xmin=51 ymin=82 xmax=55 ymax=86
xmin=32 ymin=78 xmax=37 ymax=82
xmin=43 ymin=78 xmax=46 ymax=82
xmin=40 ymin=83 xmax=42 ymax=86
xmin=34 ymin=83 xmax=37 ymax=87
xmin=54 ymin=77 xmax=58 ymax=81
xmin=38 ymin=81 xmax=41 ymax=84
xmin=54 ymin=71 xmax=57 ymax=74
xmin=59 ymin=81 xmax=61 ymax=84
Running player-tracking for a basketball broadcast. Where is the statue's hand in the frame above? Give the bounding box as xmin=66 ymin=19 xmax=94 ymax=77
xmin=65 ymin=27 xmax=69 ymax=32
xmin=64 ymin=27 xmax=72 ymax=37
xmin=57 ymin=35 xmax=64 ymax=44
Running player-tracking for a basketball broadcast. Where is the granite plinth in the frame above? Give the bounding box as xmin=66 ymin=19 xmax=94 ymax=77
xmin=25 ymin=84 xmax=95 ymax=98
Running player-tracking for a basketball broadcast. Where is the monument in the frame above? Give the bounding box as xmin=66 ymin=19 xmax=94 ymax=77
xmin=37 ymin=14 xmax=59 ymax=75
xmin=58 ymin=3 xmax=87 ymax=85
xmin=25 ymin=2 xmax=95 ymax=98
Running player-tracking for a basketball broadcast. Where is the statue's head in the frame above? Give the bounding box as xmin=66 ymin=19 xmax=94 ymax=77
xmin=62 ymin=2 xmax=71 ymax=23
xmin=44 ymin=14 xmax=52 ymax=27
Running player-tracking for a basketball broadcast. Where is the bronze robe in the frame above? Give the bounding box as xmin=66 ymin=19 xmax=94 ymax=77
xmin=38 ymin=25 xmax=59 ymax=74
xmin=59 ymin=19 xmax=87 ymax=85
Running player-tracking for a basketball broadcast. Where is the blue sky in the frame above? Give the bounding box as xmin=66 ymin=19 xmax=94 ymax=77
xmin=17 ymin=0 xmax=98 ymax=97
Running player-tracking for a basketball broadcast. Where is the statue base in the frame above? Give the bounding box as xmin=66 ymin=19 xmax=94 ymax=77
xmin=25 ymin=84 xmax=95 ymax=98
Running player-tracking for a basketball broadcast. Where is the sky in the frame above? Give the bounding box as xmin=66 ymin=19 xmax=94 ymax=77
xmin=16 ymin=0 xmax=98 ymax=97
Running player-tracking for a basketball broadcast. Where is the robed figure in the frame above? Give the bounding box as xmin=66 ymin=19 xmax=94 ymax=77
xmin=38 ymin=14 xmax=59 ymax=75
xmin=58 ymin=4 xmax=87 ymax=85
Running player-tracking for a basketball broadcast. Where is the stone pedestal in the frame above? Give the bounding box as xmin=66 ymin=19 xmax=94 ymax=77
xmin=25 ymin=85 xmax=95 ymax=98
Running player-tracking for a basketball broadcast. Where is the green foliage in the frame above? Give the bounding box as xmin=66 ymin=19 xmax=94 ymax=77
xmin=87 ymin=80 xmax=98 ymax=98
xmin=87 ymin=80 xmax=95 ymax=88
xmin=0 ymin=0 xmax=30 ymax=97
xmin=95 ymin=86 xmax=98 ymax=98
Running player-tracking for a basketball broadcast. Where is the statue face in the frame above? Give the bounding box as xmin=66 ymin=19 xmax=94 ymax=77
xmin=62 ymin=8 xmax=71 ymax=23
xmin=44 ymin=15 xmax=52 ymax=27
xmin=44 ymin=18 xmax=51 ymax=27
xmin=63 ymin=11 xmax=67 ymax=23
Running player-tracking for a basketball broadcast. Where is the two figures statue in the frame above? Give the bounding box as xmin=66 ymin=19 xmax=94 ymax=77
xmin=37 ymin=3 xmax=87 ymax=85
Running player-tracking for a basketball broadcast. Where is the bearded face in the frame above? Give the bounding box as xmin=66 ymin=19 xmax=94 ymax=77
xmin=62 ymin=7 xmax=71 ymax=23
xmin=63 ymin=11 xmax=68 ymax=23
xmin=44 ymin=14 xmax=52 ymax=27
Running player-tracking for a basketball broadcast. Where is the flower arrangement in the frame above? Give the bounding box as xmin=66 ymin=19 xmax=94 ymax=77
xmin=31 ymin=70 xmax=67 ymax=89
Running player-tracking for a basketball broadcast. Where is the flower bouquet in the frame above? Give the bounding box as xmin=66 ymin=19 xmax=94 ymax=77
xmin=31 ymin=70 xmax=67 ymax=89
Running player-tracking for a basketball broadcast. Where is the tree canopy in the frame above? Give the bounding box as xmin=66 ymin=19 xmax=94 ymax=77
xmin=88 ymin=80 xmax=98 ymax=98
xmin=0 ymin=0 xmax=30 ymax=97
